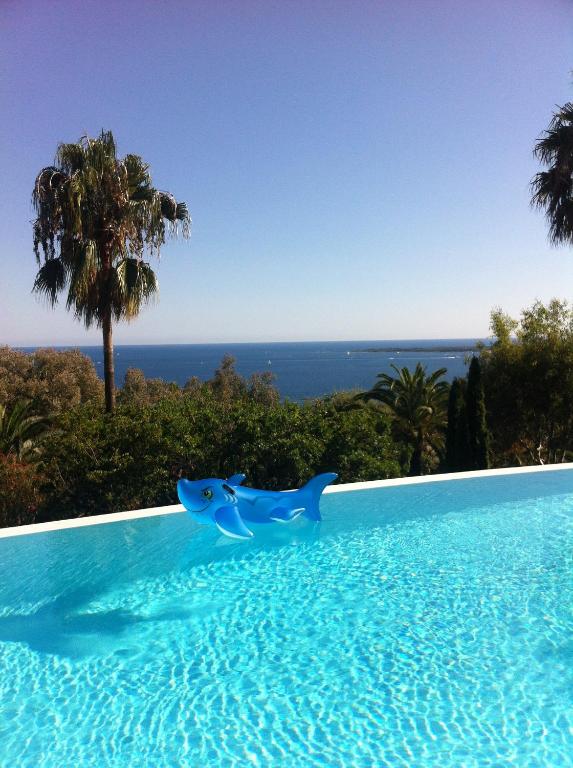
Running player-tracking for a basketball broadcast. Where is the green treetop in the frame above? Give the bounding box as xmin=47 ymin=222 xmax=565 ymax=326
xmin=357 ymin=363 xmax=449 ymax=476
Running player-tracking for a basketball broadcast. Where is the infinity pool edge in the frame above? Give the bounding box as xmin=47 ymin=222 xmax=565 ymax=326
xmin=2 ymin=462 xmax=572 ymax=540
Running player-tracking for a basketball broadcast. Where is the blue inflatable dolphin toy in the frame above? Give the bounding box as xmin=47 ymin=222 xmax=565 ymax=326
xmin=177 ymin=472 xmax=337 ymax=540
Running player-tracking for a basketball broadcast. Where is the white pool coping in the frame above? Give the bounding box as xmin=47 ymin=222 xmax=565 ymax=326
xmin=2 ymin=462 xmax=572 ymax=540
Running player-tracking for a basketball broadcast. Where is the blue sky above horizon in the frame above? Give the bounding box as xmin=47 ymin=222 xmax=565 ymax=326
xmin=1 ymin=0 xmax=572 ymax=345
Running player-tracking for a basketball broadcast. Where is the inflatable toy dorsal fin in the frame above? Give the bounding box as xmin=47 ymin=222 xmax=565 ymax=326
xmin=227 ymin=473 xmax=247 ymax=486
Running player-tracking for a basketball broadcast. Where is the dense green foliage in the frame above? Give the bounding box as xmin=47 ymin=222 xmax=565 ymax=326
xmin=445 ymin=358 xmax=490 ymax=471
xmin=0 ymin=346 xmax=102 ymax=413
xmin=32 ymin=130 xmax=190 ymax=411
xmin=466 ymin=357 xmax=490 ymax=470
xmin=37 ymin=393 xmax=400 ymax=521
xmin=0 ymin=455 xmax=42 ymax=528
xmin=356 ymin=363 xmax=449 ymax=476
xmin=444 ymin=378 xmax=470 ymax=472
xmin=0 ymin=355 xmax=400 ymax=526
xmin=480 ymin=299 xmax=573 ymax=466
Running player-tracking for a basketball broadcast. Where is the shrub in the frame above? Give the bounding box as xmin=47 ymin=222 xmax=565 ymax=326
xmin=37 ymin=392 xmax=401 ymax=519
xmin=481 ymin=299 xmax=573 ymax=465
xmin=0 ymin=454 xmax=42 ymax=527
xmin=0 ymin=347 xmax=102 ymax=415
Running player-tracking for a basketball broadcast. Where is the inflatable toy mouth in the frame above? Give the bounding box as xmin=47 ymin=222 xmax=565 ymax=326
xmin=191 ymin=502 xmax=211 ymax=514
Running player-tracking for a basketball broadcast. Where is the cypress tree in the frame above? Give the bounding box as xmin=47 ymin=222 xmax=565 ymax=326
xmin=466 ymin=356 xmax=490 ymax=469
xmin=445 ymin=378 xmax=470 ymax=471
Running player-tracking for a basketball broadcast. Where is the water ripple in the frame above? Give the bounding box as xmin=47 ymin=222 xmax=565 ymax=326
xmin=1 ymin=473 xmax=573 ymax=766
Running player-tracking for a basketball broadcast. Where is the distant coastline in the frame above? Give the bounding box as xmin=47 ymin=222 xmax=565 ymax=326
xmin=361 ymin=344 xmax=482 ymax=354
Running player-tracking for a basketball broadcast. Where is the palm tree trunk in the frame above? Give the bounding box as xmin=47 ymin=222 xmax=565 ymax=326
xmin=408 ymin=432 xmax=424 ymax=476
xmin=103 ymin=310 xmax=115 ymax=412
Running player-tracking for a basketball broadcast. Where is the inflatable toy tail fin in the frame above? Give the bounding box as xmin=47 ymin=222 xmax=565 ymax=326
xmin=299 ymin=472 xmax=338 ymax=521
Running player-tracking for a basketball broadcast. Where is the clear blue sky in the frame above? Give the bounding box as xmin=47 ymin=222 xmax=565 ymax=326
xmin=1 ymin=0 xmax=572 ymax=345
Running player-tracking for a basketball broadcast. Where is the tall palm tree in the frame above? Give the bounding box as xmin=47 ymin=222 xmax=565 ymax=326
xmin=531 ymin=101 xmax=573 ymax=246
xmin=32 ymin=130 xmax=190 ymax=412
xmin=0 ymin=401 xmax=51 ymax=461
xmin=357 ymin=363 xmax=449 ymax=475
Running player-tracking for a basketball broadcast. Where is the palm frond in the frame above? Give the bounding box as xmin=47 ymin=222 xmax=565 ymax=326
xmin=124 ymin=154 xmax=153 ymax=203
xmin=33 ymin=166 xmax=68 ymax=203
xmin=55 ymin=142 xmax=86 ymax=174
xmin=176 ymin=201 xmax=190 ymax=223
xmin=0 ymin=401 xmax=52 ymax=460
xmin=531 ymin=102 xmax=573 ymax=245
xmin=33 ymin=258 xmax=66 ymax=305
xmin=159 ymin=192 xmax=177 ymax=220
xmin=66 ymin=240 xmax=99 ymax=309
xmin=114 ymin=258 xmax=159 ymax=318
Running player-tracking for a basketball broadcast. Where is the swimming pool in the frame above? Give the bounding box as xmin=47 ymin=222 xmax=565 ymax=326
xmin=1 ymin=467 xmax=572 ymax=767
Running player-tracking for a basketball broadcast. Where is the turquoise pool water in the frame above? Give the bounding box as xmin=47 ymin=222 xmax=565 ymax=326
xmin=1 ymin=470 xmax=572 ymax=767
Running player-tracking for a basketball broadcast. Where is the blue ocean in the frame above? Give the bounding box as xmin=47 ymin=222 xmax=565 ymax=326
xmin=23 ymin=340 xmax=482 ymax=401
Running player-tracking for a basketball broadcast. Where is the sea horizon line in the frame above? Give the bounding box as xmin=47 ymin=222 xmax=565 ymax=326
xmin=10 ymin=337 xmax=488 ymax=349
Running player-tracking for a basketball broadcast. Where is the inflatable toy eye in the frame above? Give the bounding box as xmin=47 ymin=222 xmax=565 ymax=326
xmin=202 ymin=488 xmax=213 ymax=500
